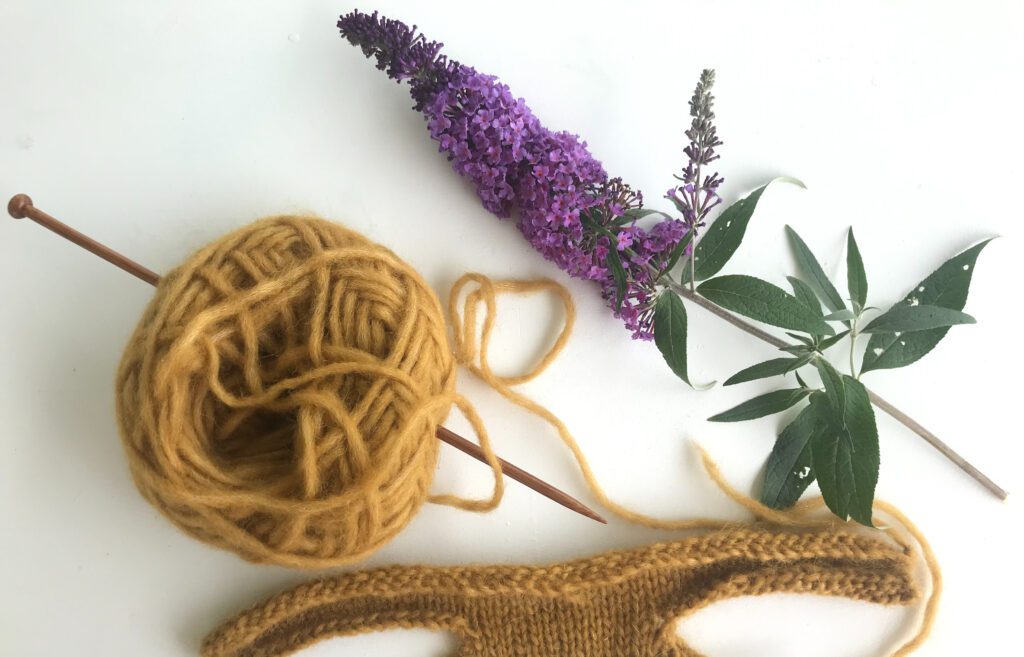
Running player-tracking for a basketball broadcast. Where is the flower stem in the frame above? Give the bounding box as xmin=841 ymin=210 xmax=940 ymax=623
xmin=661 ymin=278 xmax=1008 ymax=500
xmin=848 ymin=318 xmax=859 ymax=379
xmin=690 ymin=161 xmax=701 ymax=294
xmin=689 ymin=247 xmax=696 ymax=293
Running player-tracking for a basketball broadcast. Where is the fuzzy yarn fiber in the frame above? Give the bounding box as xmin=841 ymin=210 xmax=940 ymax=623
xmin=116 ymin=216 xmax=502 ymax=568
xmin=113 ymin=215 xmax=938 ymax=655
xmin=203 ymin=525 xmax=918 ymax=657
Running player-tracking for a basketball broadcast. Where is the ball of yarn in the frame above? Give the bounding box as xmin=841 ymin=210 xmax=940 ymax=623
xmin=116 ymin=216 xmax=455 ymax=568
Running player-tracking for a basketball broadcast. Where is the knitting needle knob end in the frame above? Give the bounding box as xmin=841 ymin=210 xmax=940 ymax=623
xmin=8 ymin=194 xmax=33 ymax=220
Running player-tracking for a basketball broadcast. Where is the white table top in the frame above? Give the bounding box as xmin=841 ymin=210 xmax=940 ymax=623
xmin=2 ymin=1 xmax=1021 ymax=655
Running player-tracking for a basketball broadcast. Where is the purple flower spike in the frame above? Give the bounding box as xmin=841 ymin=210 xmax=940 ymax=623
xmin=668 ymin=69 xmax=724 ymax=237
xmin=339 ymin=11 xmax=694 ymax=339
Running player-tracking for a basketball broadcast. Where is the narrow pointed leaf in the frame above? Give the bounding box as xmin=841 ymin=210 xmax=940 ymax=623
xmin=625 ymin=207 xmax=671 ymax=220
xmin=862 ymin=239 xmax=993 ymax=372
xmin=761 ymin=393 xmax=829 ymax=509
xmin=860 ymin=304 xmax=975 ymax=334
xmin=708 ymin=388 xmax=810 ymax=422
xmin=613 ymin=207 xmax=672 ymax=226
xmin=724 ymin=356 xmax=811 ymax=386
xmin=816 ymin=329 xmax=851 ymax=352
xmin=606 ymin=248 xmax=627 ymax=311
xmin=785 ymin=225 xmax=847 ymax=314
xmin=814 ymin=358 xmax=847 ymax=428
xmin=664 ymin=230 xmax=694 ymax=274
xmin=811 ymin=376 xmax=879 ymax=526
xmin=846 ymin=228 xmax=868 ymax=308
xmin=698 ymin=275 xmax=835 ymax=335
xmin=786 ymin=332 xmax=816 ymax=346
xmin=580 ymin=209 xmax=608 ymax=235
xmin=653 ymin=292 xmax=709 ymax=389
xmin=682 ymin=177 xmax=805 ymax=283
xmin=788 ymin=276 xmax=823 ymax=318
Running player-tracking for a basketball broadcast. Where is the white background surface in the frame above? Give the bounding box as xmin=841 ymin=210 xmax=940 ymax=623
xmin=1 ymin=1 xmax=1022 ymax=655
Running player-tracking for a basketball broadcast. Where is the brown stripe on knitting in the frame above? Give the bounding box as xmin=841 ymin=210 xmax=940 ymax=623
xmin=203 ymin=526 xmax=917 ymax=657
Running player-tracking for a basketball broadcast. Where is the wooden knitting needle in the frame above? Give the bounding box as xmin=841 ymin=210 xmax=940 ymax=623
xmin=7 ymin=194 xmax=607 ymax=525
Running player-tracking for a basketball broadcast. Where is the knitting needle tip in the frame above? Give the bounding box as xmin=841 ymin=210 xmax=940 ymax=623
xmin=578 ymin=505 xmax=609 ymax=525
xmin=435 ymin=426 xmax=607 ymax=524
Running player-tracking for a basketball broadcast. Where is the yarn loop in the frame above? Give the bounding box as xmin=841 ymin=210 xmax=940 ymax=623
xmin=116 ymin=214 xmax=938 ymax=655
xmin=117 ymin=216 xmax=470 ymax=568
xmin=116 ymin=212 xmax=937 ymax=650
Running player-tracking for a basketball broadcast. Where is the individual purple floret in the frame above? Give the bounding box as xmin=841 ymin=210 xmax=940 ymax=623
xmin=338 ymin=10 xmax=693 ymax=339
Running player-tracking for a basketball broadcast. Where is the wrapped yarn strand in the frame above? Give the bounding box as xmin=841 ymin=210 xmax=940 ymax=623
xmin=8 ymin=195 xmax=606 ymax=567
xmin=8 ymin=195 xmax=940 ymax=655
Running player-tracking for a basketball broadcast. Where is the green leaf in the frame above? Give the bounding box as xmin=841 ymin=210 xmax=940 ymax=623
xmin=861 ymin=239 xmax=993 ymax=373
xmin=860 ymin=304 xmax=976 ymax=334
xmin=653 ymin=292 xmax=709 ymax=389
xmin=697 ymin=275 xmax=835 ymax=335
xmin=683 ymin=177 xmax=805 ymax=283
xmin=846 ymin=228 xmax=868 ymax=308
xmin=724 ymin=355 xmax=812 ymax=386
xmin=814 ymin=358 xmax=847 ymax=428
xmin=823 ymin=309 xmax=857 ymax=322
xmin=795 ymin=371 xmax=809 ymax=388
xmin=816 ymin=329 xmax=851 ymax=352
xmin=708 ymin=388 xmax=810 ymax=422
xmin=663 ymin=230 xmax=694 ymax=274
xmin=785 ymin=332 xmax=816 ymax=346
xmin=811 ymin=376 xmax=879 ymax=526
xmin=606 ymin=248 xmax=627 ymax=311
xmin=788 ymin=276 xmax=823 ymax=318
xmin=612 ymin=207 xmax=672 ymax=226
xmin=761 ymin=393 xmax=829 ymax=509
xmin=579 ymin=208 xmax=603 ymax=231
xmin=785 ymin=226 xmax=847 ymax=314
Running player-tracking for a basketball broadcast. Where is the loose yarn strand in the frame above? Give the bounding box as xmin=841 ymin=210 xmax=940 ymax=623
xmin=446 ymin=273 xmax=940 ymax=657
xmin=115 ymin=216 xmax=936 ymax=655
xmin=425 ymin=392 xmax=505 ymax=512
xmin=448 ymin=274 xmax=815 ymax=531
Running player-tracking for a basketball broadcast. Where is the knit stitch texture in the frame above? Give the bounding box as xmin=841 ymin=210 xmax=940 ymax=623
xmin=202 ymin=525 xmax=918 ymax=657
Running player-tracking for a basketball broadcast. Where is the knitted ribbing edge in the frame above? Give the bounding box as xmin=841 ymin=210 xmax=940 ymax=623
xmin=202 ymin=524 xmax=918 ymax=657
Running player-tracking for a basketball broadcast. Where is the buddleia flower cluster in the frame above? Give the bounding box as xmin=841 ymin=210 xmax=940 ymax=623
xmin=338 ymin=10 xmax=1001 ymax=530
xmin=338 ymin=10 xmax=696 ymax=339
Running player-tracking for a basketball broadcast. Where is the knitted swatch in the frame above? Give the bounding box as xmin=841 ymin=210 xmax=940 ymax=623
xmin=113 ymin=215 xmax=938 ymax=656
xmin=202 ymin=524 xmax=918 ymax=657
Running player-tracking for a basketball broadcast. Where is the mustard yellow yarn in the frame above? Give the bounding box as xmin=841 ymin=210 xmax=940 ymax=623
xmin=116 ymin=216 xmax=504 ymax=568
xmin=202 ymin=522 xmax=920 ymax=657
xmin=445 ymin=273 xmax=941 ymax=657
xmin=115 ymin=214 xmax=938 ymax=654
